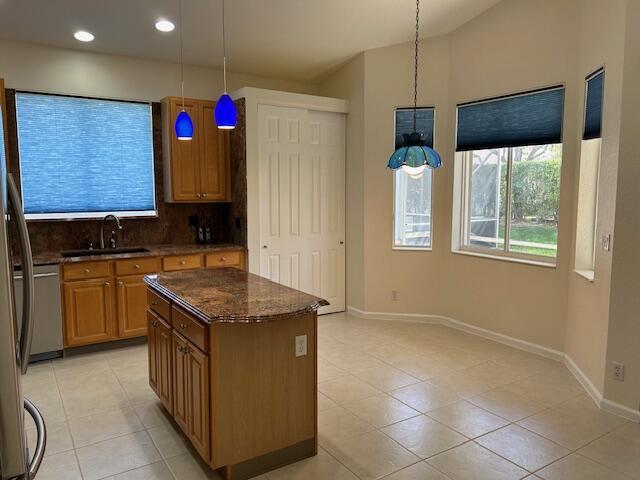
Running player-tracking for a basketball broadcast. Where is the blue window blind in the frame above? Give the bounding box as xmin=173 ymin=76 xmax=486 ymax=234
xmin=584 ymin=69 xmax=604 ymax=140
xmin=395 ymin=107 xmax=434 ymax=149
xmin=456 ymin=86 xmax=565 ymax=152
xmin=16 ymin=93 xmax=155 ymax=219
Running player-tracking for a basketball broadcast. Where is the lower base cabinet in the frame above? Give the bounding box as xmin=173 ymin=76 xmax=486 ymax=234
xmin=63 ymin=279 xmax=115 ymax=346
xmin=117 ymin=275 xmax=149 ymax=338
xmin=148 ymin=312 xmax=173 ymax=413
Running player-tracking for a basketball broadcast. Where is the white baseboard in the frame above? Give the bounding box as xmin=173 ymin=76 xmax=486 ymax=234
xmin=346 ymin=305 xmax=640 ymax=422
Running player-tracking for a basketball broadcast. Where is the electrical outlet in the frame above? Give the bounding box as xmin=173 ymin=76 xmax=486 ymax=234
xmin=391 ymin=290 xmax=399 ymax=301
xmin=295 ymin=335 xmax=307 ymax=357
xmin=613 ymin=362 xmax=625 ymax=381
xmin=602 ymin=234 xmax=611 ymax=251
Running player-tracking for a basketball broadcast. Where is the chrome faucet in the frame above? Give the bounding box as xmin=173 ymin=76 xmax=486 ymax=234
xmin=100 ymin=214 xmax=123 ymax=249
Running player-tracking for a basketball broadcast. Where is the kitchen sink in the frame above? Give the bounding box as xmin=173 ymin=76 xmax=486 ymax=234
xmin=61 ymin=247 xmax=150 ymax=258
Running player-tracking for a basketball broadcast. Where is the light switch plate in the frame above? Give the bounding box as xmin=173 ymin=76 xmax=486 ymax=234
xmin=295 ymin=335 xmax=307 ymax=357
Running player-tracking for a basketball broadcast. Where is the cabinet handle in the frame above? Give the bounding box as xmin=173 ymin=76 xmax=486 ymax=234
xmin=84 ymin=268 xmax=91 ymax=273
xmin=134 ymin=264 xmax=141 ymax=269
xmin=180 ymin=323 xmax=187 ymax=330
xmin=220 ymin=257 xmax=226 ymax=262
xmin=180 ymin=260 xmax=186 ymax=265
xmin=151 ymin=300 xmax=158 ymax=306
xmin=151 ymin=320 xmax=158 ymax=327
xmin=104 ymin=282 xmax=110 ymax=287
xmin=202 ymin=193 xmax=207 ymax=198
xmin=118 ymin=281 xmax=124 ymax=287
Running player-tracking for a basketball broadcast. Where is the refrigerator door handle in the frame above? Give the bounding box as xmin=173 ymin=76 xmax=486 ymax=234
xmin=7 ymin=173 xmax=34 ymax=374
xmin=24 ymin=398 xmax=47 ymax=478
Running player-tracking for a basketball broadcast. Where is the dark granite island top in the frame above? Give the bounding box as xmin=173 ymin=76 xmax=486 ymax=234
xmin=144 ymin=267 xmax=328 ymax=324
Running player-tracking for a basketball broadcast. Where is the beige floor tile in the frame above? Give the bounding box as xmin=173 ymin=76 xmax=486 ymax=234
xmin=461 ymin=361 xmax=526 ymax=387
xmin=121 ymin=378 xmax=159 ymax=405
xmin=323 ymin=351 xmax=388 ymax=374
xmin=476 ymin=424 xmax=570 ymax=471
xmin=430 ymin=348 xmax=487 ymax=371
xmin=318 ymin=392 xmax=338 ymax=412
xmin=133 ymin=399 xmax=173 ymax=429
xmin=76 ymin=430 xmax=161 ymax=480
xmin=381 ymin=461 xmax=450 ymax=480
xmin=36 ymin=450 xmax=83 ymax=480
xmin=343 ymin=393 xmax=420 ymax=428
xmin=31 ymin=397 xmax=67 ymax=424
xmin=427 ymin=401 xmax=509 ymax=438
xmin=381 ymin=415 xmax=468 ymax=459
xmin=468 ymin=388 xmax=547 ymax=421
xmin=318 ymin=375 xmax=381 ymax=405
xmin=427 ymin=442 xmax=529 ymax=480
xmin=427 ymin=371 xmax=495 ymax=399
xmin=393 ymin=355 xmax=454 ymax=381
xmin=324 ymin=430 xmax=420 ymax=480
xmin=106 ymin=461 xmax=175 ymax=479
xmin=148 ymin=423 xmax=190 ymax=459
xmin=68 ymin=405 xmax=143 ymax=447
xmin=491 ymin=352 xmax=560 ymax=376
xmin=390 ymin=382 xmax=460 ymax=413
xmin=366 ymin=343 xmax=427 ymax=365
xmin=266 ymin=448 xmax=358 ymax=479
xmin=318 ymin=359 xmax=349 ymax=382
xmin=318 ymin=407 xmax=376 ymax=448
xmin=553 ymin=395 xmax=628 ymax=432
xmin=578 ymin=423 xmax=640 ymax=478
xmin=26 ymin=420 xmax=74 ymax=457
xmin=502 ymin=376 xmax=583 ymax=407
xmin=165 ymin=451 xmax=221 ymax=479
xmin=536 ymin=453 xmax=629 ymax=480
xmin=517 ymin=404 xmax=626 ymax=450
xmin=354 ymin=364 xmax=420 ymax=392
xmin=60 ymin=375 xmax=130 ymax=419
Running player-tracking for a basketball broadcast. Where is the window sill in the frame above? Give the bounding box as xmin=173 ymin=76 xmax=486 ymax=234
xmin=574 ymin=269 xmax=595 ymax=282
xmin=451 ymin=248 xmax=556 ymax=268
xmin=393 ymin=246 xmax=433 ymax=252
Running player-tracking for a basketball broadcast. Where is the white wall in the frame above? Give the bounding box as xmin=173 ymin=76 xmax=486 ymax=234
xmin=0 ymin=39 xmax=318 ymax=101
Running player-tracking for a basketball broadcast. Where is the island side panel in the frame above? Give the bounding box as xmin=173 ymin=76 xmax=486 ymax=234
xmin=210 ymin=312 xmax=317 ymax=469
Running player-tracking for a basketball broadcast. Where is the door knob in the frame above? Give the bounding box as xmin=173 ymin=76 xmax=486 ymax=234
xmin=262 ymin=245 xmax=268 ymax=249
xmin=339 ymin=241 xmax=344 ymax=245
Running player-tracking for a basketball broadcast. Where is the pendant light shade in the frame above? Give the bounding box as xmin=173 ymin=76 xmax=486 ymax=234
xmin=216 ymin=0 xmax=237 ymax=129
xmin=175 ymin=110 xmax=194 ymax=140
xmin=388 ymin=0 xmax=442 ymax=173
xmin=215 ymin=93 xmax=237 ymax=129
xmin=174 ymin=0 xmax=193 ymax=141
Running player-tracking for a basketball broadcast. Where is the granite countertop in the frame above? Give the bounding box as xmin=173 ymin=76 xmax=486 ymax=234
xmin=145 ymin=268 xmax=329 ymax=324
xmin=29 ymin=243 xmax=245 ymax=266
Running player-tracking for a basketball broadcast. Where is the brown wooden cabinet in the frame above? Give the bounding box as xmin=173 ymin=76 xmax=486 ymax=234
xmin=63 ymin=278 xmax=116 ymax=347
xmin=117 ymin=275 xmax=149 ymax=338
xmin=149 ymin=314 xmax=174 ymax=413
xmin=148 ymin=312 xmax=159 ymax=395
xmin=162 ymin=97 xmax=230 ymax=203
xmin=172 ymin=331 xmax=189 ymax=434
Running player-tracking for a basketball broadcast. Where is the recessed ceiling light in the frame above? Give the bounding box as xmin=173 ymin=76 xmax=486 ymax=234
xmin=74 ymin=31 xmax=94 ymax=42
xmin=155 ymin=20 xmax=175 ymax=32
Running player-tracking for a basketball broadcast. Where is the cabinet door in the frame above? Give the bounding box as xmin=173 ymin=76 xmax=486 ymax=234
xmin=187 ymin=344 xmax=210 ymax=460
xmin=148 ymin=312 xmax=160 ymax=396
xmin=199 ymin=101 xmax=230 ymax=201
xmin=169 ymin=97 xmax=200 ymax=201
xmin=117 ymin=275 xmax=149 ymax=338
xmin=63 ymin=279 xmax=115 ymax=347
xmin=172 ymin=332 xmax=189 ymax=435
xmin=157 ymin=320 xmax=174 ymax=413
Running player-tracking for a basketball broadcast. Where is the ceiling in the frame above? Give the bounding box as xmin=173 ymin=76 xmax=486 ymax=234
xmin=0 ymin=0 xmax=502 ymax=82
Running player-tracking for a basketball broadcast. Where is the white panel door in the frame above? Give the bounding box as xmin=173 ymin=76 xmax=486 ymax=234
xmin=258 ymin=105 xmax=345 ymax=314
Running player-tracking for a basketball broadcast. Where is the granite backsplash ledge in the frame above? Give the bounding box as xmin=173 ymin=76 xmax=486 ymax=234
xmin=4 ymin=91 xmax=247 ymax=256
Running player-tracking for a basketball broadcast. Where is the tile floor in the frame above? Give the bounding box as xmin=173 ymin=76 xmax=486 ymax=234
xmin=23 ymin=312 xmax=637 ymax=480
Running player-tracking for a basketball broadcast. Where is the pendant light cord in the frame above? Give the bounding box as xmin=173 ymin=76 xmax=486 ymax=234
xmin=222 ymin=0 xmax=227 ymax=93
xmin=179 ymin=0 xmax=185 ymax=110
xmin=413 ymin=0 xmax=420 ymax=132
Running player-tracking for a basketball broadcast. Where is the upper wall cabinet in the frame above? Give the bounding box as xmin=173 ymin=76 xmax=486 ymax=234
xmin=162 ymin=97 xmax=231 ymax=203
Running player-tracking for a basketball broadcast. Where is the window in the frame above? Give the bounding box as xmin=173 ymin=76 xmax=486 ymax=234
xmin=575 ymin=69 xmax=604 ymax=279
xmin=453 ymin=86 xmax=565 ymax=263
xmin=393 ymin=107 xmax=434 ymax=249
xmin=15 ymin=92 xmax=156 ymax=220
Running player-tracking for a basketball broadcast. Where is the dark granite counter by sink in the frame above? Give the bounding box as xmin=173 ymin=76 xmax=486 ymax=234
xmin=144 ymin=267 xmax=328 ymax=324
xmin=28 ymin=243 xmax=244 ymax=266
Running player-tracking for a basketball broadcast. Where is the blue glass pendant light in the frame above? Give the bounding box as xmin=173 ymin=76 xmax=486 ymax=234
xmin=215 ymin=0 xmax=237 ymax=129
xmin=174 ymin=0 xmax=193 ymax=140
xmin=388 ymin=0 xmax=442 ymax=175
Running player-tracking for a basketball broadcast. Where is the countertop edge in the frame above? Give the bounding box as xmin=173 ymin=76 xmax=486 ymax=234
xmin=144 ymin=275 xmax=329 ymax=325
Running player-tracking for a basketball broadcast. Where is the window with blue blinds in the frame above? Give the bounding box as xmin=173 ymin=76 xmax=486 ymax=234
xmin=16 ymin=92 xmax=156 ymax=219
xmin=583 ymin=69 xmax=604 ymax=140
xmin=456 ymin=86 xmax=565 ymax=152
xmin=395 ymin=107 xmax=434 ymax=149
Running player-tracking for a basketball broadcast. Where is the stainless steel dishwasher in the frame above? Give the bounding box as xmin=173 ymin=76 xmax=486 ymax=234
xmin=14 ymin=264 xmax=64 ymax=362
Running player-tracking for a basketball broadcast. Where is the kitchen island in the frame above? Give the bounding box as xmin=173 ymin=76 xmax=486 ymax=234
xmin=144 ymin=268 xmax=327 ymax=480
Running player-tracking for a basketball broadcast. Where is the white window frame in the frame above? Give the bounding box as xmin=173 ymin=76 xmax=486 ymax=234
xmin=452 ymin=147 xmax=560 ymax=267
xmin=392 ymin=106 xmax=435 ymax=251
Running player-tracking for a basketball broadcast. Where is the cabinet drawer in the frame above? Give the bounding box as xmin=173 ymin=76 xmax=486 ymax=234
xmin=205 ymin=250 xmax=242 ymax=269
xmin=163 ymin=254 xmax=203 ymax=272
xmin=63 ymin=261 xmax=111 ymax=281
xmin=115 ymin=257 xmax=160 ymax=276
xmin=172 ymin=306 xmax=208 ymax=353
xmin=148 ymin=289 xmax=171 ymax=321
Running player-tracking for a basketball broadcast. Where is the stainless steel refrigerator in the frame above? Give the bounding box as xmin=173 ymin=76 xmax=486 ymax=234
xmin=0 ymin=88 xmax=46 ymax=478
